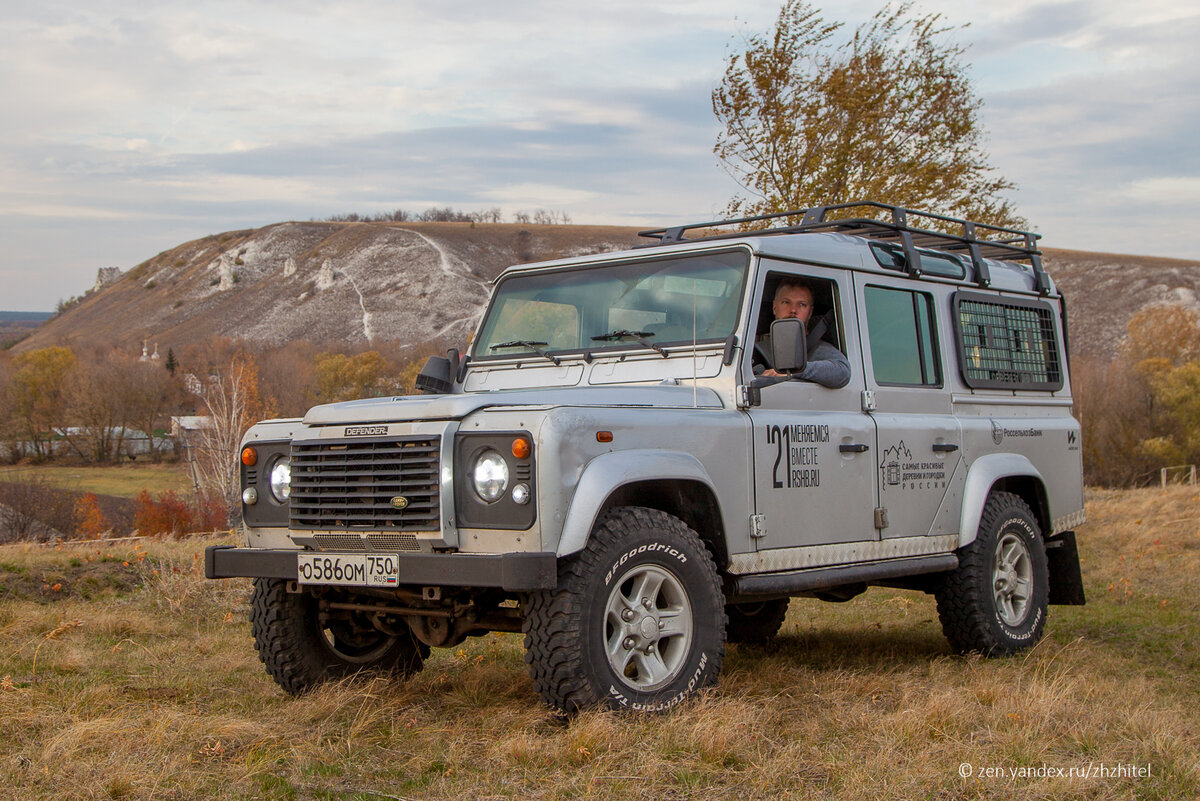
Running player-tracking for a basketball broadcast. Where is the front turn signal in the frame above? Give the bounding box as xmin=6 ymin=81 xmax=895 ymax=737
xmin=241 ymin=447 xmax=258 ymax=466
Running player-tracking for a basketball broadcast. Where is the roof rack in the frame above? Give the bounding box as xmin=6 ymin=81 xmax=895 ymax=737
xmin=638 ymin=201 xmax=1049 ymax=295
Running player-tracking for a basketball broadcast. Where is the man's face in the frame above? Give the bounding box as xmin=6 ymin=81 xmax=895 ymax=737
xmin=773 ymin=284 xmax=814 ymax=325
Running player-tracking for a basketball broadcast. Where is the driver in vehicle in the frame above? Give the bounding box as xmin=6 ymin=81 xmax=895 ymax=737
xmin=754 ymin=277 xmax=851 ymax=389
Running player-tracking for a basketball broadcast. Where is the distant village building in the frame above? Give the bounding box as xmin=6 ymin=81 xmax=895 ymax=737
xmin=139 ymin=341 xmax=161 ymax=362
xmin=171 ymin=416 xmax=213 ymax=461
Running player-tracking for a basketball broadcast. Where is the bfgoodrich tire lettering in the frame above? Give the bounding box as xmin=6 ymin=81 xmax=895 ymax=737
xmin=523 ymin=506 xmax=726 ymax=714
xmin=935 ymin=491 xmax=1049 ymax=656
xmin=251 ymin=578 xmax=428 ymax=694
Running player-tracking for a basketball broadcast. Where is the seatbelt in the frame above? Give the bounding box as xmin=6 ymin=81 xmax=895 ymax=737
xmin=806 ymin=310 xmax=833 ymax=351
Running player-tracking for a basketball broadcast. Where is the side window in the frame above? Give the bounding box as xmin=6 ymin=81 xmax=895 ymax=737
xmin=870 ymin=243 xmax=965 ymax=280
xmin=864 ymin=286 xmax=941 ymax=387
xmin=756 ymin=272 xmax=843 ymax=351
xmin=953 ymin=292 xmax=1063 ymax=390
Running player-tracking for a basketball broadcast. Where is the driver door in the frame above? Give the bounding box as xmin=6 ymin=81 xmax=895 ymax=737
xmin=745 ymin=263 xmax=878 ymax=551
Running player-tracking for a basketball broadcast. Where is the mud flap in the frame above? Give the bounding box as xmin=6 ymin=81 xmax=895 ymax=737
xmin=1046 ymin=530 xmax=1086 ymax=605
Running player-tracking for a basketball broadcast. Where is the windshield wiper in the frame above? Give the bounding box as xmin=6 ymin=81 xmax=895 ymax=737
xmin=489 ymin=340 xmax=560 ymax=366
xmin=590 ymin=329 xmax=668 ymax=358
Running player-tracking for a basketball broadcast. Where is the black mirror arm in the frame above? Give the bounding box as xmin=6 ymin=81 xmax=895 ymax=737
xmin=750 ymin=375 xmax=794 ymax=390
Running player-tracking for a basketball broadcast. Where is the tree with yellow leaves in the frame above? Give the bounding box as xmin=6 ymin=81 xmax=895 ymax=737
xmin=8 ymin=346 xmax=76 ymax=459
xmin=713 ymin=1 xmax=1022 ymax=228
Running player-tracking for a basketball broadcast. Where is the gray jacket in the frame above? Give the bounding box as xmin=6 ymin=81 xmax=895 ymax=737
xmin=754 ymin=336 xmax=852 ymax=389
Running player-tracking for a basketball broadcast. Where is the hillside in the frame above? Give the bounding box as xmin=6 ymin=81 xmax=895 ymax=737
xmin=17 ymin=222 xmax=643 ymax=356
xmin=1044 ymin=249 xmax=1200 ymax=361
xmin=15 ymin=222 xmax=1200 ymax=362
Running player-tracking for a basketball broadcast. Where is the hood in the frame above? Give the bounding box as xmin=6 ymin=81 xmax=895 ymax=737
xmin=302 ymin=384 xmax=724 ymax=425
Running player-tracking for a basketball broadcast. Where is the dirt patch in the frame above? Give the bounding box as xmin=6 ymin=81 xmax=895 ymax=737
xmin=0 ymin=556 xmax=144 ymax=603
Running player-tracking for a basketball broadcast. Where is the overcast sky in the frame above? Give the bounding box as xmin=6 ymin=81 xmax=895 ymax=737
xmin=1 ymin=0 xmax=1197 ymax=311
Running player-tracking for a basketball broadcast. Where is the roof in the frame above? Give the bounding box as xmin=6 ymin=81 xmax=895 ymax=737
xmin=495 ymin=201 xmax=1057 ymax=298
xmin=638 ymin=201 xmax=1050 ymax=295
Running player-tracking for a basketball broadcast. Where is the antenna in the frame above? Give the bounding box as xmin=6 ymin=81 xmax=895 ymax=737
xmin=692 ymin=280 xmax=698 ymax=408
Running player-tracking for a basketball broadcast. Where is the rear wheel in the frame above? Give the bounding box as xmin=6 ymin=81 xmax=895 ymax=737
xmin=251 ymin=578 xmax=428 ymax=694
xmin=935 ymin=492 xmax=1049 ymax=656
xmin=523 ymin=506 xmax=726 ymax=714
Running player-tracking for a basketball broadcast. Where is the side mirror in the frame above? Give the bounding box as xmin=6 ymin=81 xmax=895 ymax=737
xmin=770 ymin=318 xmax=809 ymax=374
xmin=415 ymin=356 xmax=453 ymax=394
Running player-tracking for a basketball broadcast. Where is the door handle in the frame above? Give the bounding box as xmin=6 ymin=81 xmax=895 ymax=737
xmin=840 ymin=443 xmax=869 ymax=453
xmin=932 ymin=443 xmax=959 ymax=453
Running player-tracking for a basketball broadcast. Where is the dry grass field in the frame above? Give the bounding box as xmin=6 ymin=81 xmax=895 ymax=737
xmin=0 ymin=464 xmax=192 ymax=499
xmin=2 ymin=486 xmax=1198 ymax=800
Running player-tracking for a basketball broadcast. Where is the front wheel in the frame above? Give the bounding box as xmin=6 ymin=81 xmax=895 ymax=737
xmin=251 ymin=578 xmax=428 ymax=694
xmin=523 ymin=507 xmax=726 ymax=714
xmin=935 ymin=492 xmax=1049 ymax=656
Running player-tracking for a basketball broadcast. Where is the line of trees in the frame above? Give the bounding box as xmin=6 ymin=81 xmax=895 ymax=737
xmin=1074 ymin=304 xmax=1200 ymax=486
xmin=0 ymin=338 xmax=443 ymax=528
xmin=322 ymin=207 xmax=572 ymax=225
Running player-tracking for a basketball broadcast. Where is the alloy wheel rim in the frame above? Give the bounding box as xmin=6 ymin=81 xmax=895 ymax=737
xmin=604 ymin=564 xmax=693 ymax=692
xmin=992 ymin=532 xmax=1033 ymax=627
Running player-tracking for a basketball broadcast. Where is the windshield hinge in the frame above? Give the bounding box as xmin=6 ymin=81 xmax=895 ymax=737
xmin=737 ymin=384 xmax=761 ymax=409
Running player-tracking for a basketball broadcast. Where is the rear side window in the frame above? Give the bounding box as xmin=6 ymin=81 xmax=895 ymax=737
xmin=871 ymin=243 xmax=965 ymax=279
xmin=864 ymin=286 xmax=941 ymax=387
xmin=953 ymin=291 xmax=1063 ymax=391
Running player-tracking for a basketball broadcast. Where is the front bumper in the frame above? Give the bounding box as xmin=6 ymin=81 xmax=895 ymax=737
xmin=204 ymin=545 xmax=558 ymax=591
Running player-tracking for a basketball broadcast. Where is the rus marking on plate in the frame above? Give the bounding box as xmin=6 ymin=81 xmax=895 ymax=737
xmin=345 ymin=425 xmax=387 ymax=436
xmin=390 ymin=496 xmax=409 ymax=509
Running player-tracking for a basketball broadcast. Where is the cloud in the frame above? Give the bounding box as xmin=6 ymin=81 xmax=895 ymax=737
xmin=1 ymin=0 xmax=1197 ymax=309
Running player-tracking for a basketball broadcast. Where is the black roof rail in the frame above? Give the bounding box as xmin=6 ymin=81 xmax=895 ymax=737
xmin=639 ymin=201 xmax=1050 ymax=295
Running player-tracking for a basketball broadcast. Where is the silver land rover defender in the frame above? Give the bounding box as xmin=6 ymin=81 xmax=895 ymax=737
xmin=207 ymin=202 xmax=1086 ymax=713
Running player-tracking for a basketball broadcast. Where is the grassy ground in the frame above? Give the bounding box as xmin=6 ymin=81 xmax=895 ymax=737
xmin=0 ymin=463 xmax=192 ymax=499
xmin=1 ymin=487 xmax=1197 ymax=800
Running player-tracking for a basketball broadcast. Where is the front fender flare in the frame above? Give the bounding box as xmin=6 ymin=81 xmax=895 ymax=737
xmin=958 ymin=453 xmax=1046 ymax=547
xmin=556 ymin=450 xmax=717 ymax=557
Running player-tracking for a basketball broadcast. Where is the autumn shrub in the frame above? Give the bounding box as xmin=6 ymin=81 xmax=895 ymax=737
xmin=131 ymin=489 xmax=228 ymax=536
xmin=133 ymin=490 xmax=196 ymax=536
xmin=73 ymin=492 xmax=111 ymax=539
xmin=196 ymin=491 xmax=231 ymax=533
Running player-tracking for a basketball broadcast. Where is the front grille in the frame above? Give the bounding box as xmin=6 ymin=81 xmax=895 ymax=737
xmin=290 ymin=437 xmax=440 ymax=531
xmin=311 ymin=533 xmax=421 ymax=552
xmin=313 ymin=533 xmax=367 ymax=551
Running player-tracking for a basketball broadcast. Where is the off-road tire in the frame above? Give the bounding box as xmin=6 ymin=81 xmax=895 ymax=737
xmin=725 ymin=599 xmax=789 ymax=644
xmin=251 ymin=578 xmax=429 ymax=694
xmin=935 ymin=492 xmax=1049 ymax=656
xmin=523 ymin=506 xmax=726 ymax=714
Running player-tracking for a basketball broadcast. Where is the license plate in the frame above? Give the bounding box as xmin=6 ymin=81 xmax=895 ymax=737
xmin=297 ymin=553 xmax=399 ymax=587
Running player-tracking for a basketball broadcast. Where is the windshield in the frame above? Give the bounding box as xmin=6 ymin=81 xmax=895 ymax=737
xmin=474 ymin=250 xmax=750 ymax=360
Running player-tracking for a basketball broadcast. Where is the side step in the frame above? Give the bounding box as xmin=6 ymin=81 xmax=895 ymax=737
xmin=730 ymin=553 xmax=959 ymax=599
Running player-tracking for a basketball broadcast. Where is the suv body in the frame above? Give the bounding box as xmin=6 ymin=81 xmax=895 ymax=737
xmin=208 ymin=203 xmax=1086 ymax=713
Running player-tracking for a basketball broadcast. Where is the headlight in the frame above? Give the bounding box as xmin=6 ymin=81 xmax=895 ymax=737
xmin=472 ymin=450 xmax=509 ymax=502
xmin=269 ymin=457 xmax=291 ymax=502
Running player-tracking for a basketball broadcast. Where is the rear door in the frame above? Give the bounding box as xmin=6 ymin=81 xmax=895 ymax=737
xmin=854 ymin=276 xmax=964 ymax=539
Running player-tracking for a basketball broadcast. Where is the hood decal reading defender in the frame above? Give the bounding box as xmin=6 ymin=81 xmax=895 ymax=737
xmin=345 ymin=425 xmax=388 ymax=436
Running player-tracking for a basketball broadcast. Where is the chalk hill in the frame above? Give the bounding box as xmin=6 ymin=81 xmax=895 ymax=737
xmin=15 ymin=221 xmax=1200 ymax=363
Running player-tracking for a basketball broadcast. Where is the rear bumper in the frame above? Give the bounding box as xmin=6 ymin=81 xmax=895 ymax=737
xmin=204 ymin=545 xmax=558 ymax=591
